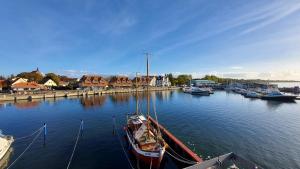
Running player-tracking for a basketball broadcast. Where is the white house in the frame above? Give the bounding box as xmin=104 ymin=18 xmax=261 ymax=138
xmin=11 ymin=77 xmax=28 ymax=86
xmin=156 ymin=75 xmax=171 ymax=87
xmin=42 ymin=79 xmax=57 ymax=87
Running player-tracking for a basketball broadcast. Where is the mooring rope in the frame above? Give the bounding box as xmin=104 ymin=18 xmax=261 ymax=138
xmin=14 ymin=126 xmax=44 ymax=141
xmin=113 ymin=117 xmax=135 ymax=169
xmin=66 ymin=121 xmax=83 ymax=169
xmin=7 ymin=129 xmax=43 ymax=169
xmin=166 ymin=143 xmax=198 ymax=164
xmin=166 ymin=151 xmax=197 ymax=165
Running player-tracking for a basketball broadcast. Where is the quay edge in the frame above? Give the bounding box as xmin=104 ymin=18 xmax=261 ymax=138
xmin=0 ymin=87 xmax=179 ymax=102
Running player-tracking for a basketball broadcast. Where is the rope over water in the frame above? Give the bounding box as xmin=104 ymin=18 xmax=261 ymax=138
xmin=113 ymin=116 xmax=135 ymax=169
xmin=14 ymin=126 xmax=44 ymax=141
xmin=66 ymin=120 xmax=83 ymax=169
xmin=7 ymin=129 xmax=43 ymax=169
xmin=166 ymin=151 xmax=197 ymax=165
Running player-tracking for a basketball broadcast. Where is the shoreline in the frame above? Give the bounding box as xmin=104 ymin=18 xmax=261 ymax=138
xmin=0 ymin=87 xmax=179 ymax=102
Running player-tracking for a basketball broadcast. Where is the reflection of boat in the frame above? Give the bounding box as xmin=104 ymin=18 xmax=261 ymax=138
xmin=244 ymin=91 xmax=261 ymax=98
xmin=0 ymin=130 xmax=14 ymax=162
xmin=125 ymin=56 xmax=166 ymax=168
xmin=0 ymin=148 xmax=13 ymax=169
xmin=261 ymin=91 xmax=297 ymax=101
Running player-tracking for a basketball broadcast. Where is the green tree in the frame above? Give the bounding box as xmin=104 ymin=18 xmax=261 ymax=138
xmin=17 ymin=72 xmax=43 ymax=82
xmin=45 ymin=73 xmax=60 ymax=85
xmin=176 ymin=74 xmax=192 ymax=86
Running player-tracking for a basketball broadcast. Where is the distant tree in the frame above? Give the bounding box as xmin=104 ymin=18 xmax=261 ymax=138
xmin=176 ymin=74 xmax=192 ymax=86
xmin=45 ymin=73 xmax=60 ymax=85
xmin=17 ymin=72 xmax=43 ymax=82
xmin=166 ymin=73 xmax=175 ymax=86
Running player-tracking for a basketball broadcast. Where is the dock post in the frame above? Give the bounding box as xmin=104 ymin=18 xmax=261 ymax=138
xmin=80 ymin=120 xmax=84 ymax=136
xmin=43 ymin=123 xmax=47 ymax=146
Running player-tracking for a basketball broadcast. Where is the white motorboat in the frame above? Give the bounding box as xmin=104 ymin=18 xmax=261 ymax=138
xmin=190 ymin=87 xmax=210 ymax=95
xmin=0 ymin=130 xmax=14 ymax=161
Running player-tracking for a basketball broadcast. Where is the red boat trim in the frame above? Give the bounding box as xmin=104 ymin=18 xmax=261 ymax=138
xmin=148 ymin=117 xmax=203 ymax=163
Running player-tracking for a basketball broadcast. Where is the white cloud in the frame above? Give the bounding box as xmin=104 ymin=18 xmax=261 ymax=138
xmin=229 ymin=66 xmax=243 ymax=70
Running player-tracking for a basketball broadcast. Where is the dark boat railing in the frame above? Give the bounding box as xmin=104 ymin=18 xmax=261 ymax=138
xmin=184 ymin=152 xmax=263 ymax=169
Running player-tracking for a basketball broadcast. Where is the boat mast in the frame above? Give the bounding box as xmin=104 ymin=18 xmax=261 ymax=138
xmin=146 ymin=53 xmax=150 ymax=138
xmin=135 ymin=72 xmax=139 ymax=114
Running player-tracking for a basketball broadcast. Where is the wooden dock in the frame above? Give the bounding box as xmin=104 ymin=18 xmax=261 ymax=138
xmin=0 ymin=87 xmax=179 ymax=102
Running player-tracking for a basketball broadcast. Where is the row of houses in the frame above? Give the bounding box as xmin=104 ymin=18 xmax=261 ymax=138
xmin=79 ymin=75 xmax=171 ymax=90
xmin=0 ymin=75 xmax=171 ymax=92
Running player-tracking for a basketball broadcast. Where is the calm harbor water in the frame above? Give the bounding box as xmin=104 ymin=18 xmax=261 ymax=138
xmin=0 ymin=90 xmax=300 ymax=169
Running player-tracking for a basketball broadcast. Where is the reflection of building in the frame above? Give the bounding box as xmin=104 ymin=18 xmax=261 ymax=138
xmin=14 ymin=101 xmax=40 ymax=109
xmin=109 ymin=76 xmax=132 ymax=88
xmin=156 ymin=75 xmax=171 ymax=87
xmin=132 ymin=76 xmax=156 ymax=87
xmin=111 ymin=93 xmax=131 ymax=103
xmin=155 ymin=91 xmax=172 ymax=101
xmin=81 ymin=96 xmax=107 ymax=108
xmin=79 ymin=75 xmax=108 ymax=89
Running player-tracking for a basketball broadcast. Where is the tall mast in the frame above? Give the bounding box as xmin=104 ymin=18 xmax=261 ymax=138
xmin=147 ymin=54 xmax=150 ymax=117
xmin=146 ymin=53 xmax=150 ymax=138
xmin=135 ymin=72 xmax=139 ymax=114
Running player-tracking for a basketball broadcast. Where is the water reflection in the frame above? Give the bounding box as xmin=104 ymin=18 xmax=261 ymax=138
xmin=264 ymin=100 xmax=296 ymax=110
xmin=15 ymin=100 xmax=41 ymax=109
xmin=110 ymin=93 xmax=131 ymax=104
xmin=80 ymin=95 xmax=107 ymax=108
xmin=155 ymin=91 xmax=174 ymax=101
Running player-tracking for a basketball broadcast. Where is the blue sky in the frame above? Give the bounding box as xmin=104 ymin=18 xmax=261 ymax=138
xmin=1 ymin=0 xmax=300 ymax=80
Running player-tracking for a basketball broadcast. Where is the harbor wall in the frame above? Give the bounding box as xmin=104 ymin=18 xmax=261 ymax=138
xmin=0 ymin=87 xmax=179 ymax=101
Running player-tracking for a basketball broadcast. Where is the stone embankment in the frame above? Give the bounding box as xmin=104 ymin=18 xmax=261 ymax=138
xmin=0 ymin=87 xmax=179 ymax=101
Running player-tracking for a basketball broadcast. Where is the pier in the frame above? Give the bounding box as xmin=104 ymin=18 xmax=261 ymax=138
xmin=0 ymin=87 xmax=179 ymax=102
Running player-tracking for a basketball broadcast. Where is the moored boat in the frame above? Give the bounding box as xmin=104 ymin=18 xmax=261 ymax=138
xmin=125 ymin=55 xmax=166 ymax=168
xmin=190 ymin=87 xmax=210 ymax=96
xmin=0 ymin=130 xmax=14 ymax=161
xmin=261 ymin=90 xmax=297 ymax=101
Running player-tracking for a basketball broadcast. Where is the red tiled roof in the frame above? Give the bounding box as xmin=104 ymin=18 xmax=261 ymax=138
xmin=109 ymin=76 xmax=132 ymax=87
xmin=79 ymin=75 xmax=108 ymax=87
xmin=12 ymin=82 xmax=41 ymax=89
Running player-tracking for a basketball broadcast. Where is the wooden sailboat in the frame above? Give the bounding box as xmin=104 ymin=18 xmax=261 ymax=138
xmin=125 ymin=54 xmax=166 ymax=168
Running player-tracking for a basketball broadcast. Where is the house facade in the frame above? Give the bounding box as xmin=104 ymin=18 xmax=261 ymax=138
xmin=0 ymin=80 xmax=8 ymax=91
xmin=79 ymin=75 xmax=108 ymax=89
xmin=11 ymin=77 xmax=28 ymax=86
xmin=11 ymin=81 xmax=42 ymax=91
xmin=132 ymin=76 xmax=156 ymax=87
xmin=156 ymin=75 xmax=171 ymax=87
xmin=109 ymin=76 xmax=133 ymax=88
xmin=41 ymin=79 xmax=58 ymax=90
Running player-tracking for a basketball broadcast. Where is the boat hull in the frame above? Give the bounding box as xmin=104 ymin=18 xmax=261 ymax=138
xmin=191 ymin=91 xmax=210 ymax=96
xmin=125 ymin=128 xmax=164 ymax=168
xmin=0 ymin=136 xmax=13 ymax=161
